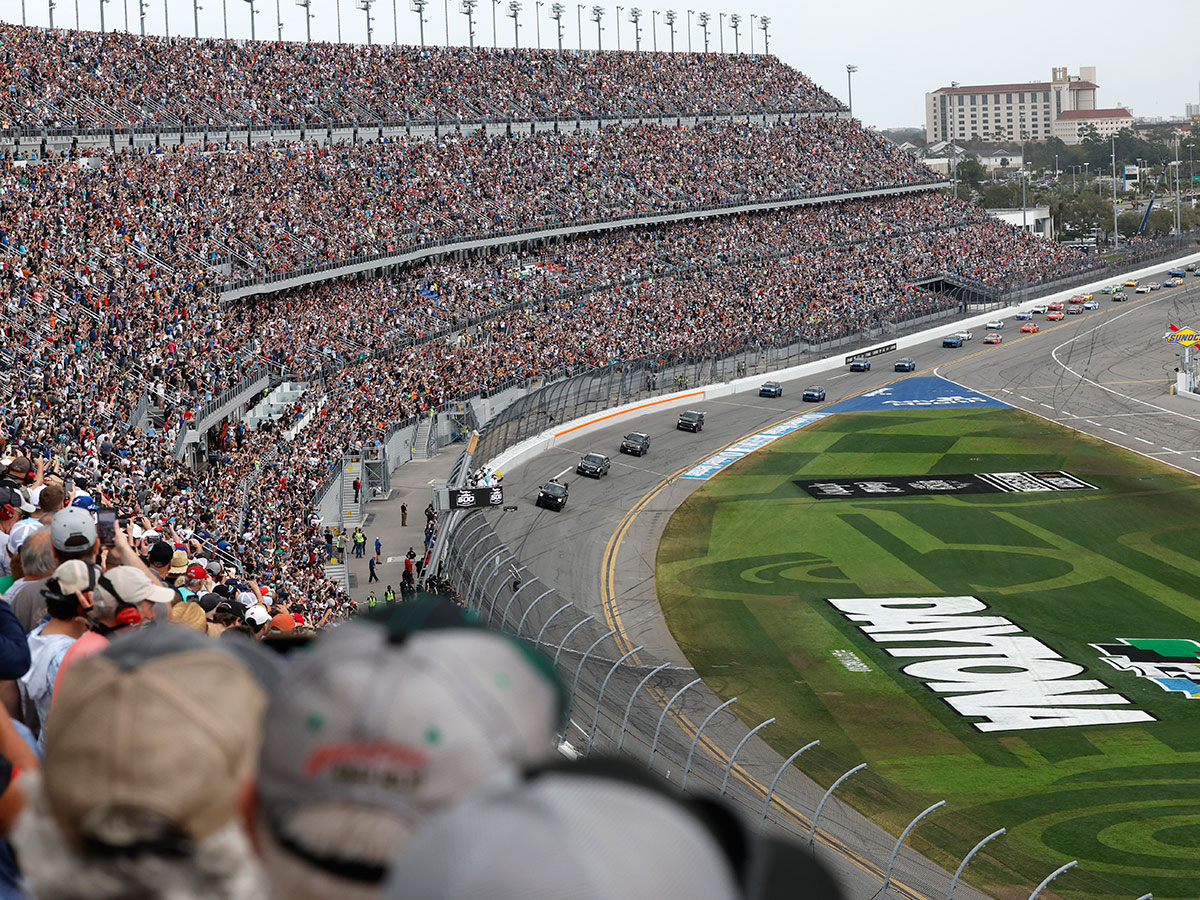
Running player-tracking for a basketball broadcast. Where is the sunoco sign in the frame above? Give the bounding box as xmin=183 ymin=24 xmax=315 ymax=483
xmin=827 ymin=596 xmax=1153 ymax=732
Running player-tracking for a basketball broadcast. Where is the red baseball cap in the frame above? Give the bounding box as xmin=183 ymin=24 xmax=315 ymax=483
xmin=185 ymin=564 xmax=208 ymax=580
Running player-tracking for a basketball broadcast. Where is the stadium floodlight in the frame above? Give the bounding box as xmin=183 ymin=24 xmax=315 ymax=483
xmin=614 ymin=3 xmax=620 ymax=49
xmin=846 ymin=63 xmax=857 ymax=118
xmin=696 ymin=10 xmax=708 ymax=52
xmin=138 ymin=0 xmax=146 ymax=34
xmin=757 ymin=14 xmax=768 ymax=55
xmin=663 ymin=9 xmax=675 ymax=52
xmin=295 ymin=0 xmax=313 ymax=42
xmin=686 ymin=7 xmax=691 ymax=52
xmin=627 ymin=6 xmax=640 ymax=51
xmin=547 ymin=1 xmax=563 ymax=50
xmin=163 ymin=0 xmax=170 ymax=37
xmin=534 ymin=0 xmax=542 ymax=48
xmin=194 ymin=0 xmax=203 ymax=38
xmin=47 ymin=0 xmax=55 ymax=28
xmin=717 ymin=10 xmax=723 ymax=53
xmin=459 ymin=0 xmax=477 ymax=46
xmin=748 ymin=13 xmax=753 ymax=53
xmin=507 ymin=0 xmax=520 ymax=47
xmin=99 ymin=0 xmax=109 ymax=32
xmin=650 ymin=8 xmax=657 ymax=51
xmin=275 ymin=0 xmax=282 ymax=39
xmin=728 ymin=12 xmax=739 ymax=54
xmin=242 ymin=0 xmax=256 ymax=40
xmin=411 ymin=0 xmax=428 ymax=45
xmin=590 ymin=3 xmax=603 ymax=49
xmin=575 ymin=2 xmax=582 ymax=50
xmin=491 ymin=0 xmax=500 ymax=47
xmin=356 ymin=0 xmax=374 ymax=45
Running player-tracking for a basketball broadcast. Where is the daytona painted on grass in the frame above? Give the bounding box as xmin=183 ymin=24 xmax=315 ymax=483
xmin=656 ymin=407 xmax=1200 ymax=900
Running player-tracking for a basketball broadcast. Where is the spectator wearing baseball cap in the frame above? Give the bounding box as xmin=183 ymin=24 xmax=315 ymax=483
xmin=145 ymin=540 xmax=176 ymax=585
xmin=13 ymin=626 xmax=274 ymax=900
xmin=48 ymin=507 xmax=97 ymax=569
xmin=247 ymin=598 xmax=564 ymax=900
xmin=384 ymin=757 xmax=846 ymax=900
xmin=0 ymin=485 xmax=37 ymax=583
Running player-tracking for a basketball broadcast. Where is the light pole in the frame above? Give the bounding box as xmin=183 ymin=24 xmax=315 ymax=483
xmin=575 ymin=2 xmax=582 ymax=49
xmin=100 ymin=0 xmax=108 ymax=31
xmin=137 ymin=0 xmax=144 ymax=34
xmin=614 ymin=4 xmax=621 ymax=48
xmin=357 ymin=0 xmax=374 ymax=43
xmin=444 ymin=0 xmax=448 ymax=44
xmin=242 ymin=0 xmax=255 ymax=38
xmin=949 ymin=81 xmax=958 ymax=199
xmin=535 ymin=0 xmax=542 ymax=47
xmin=275 ymin=0 xmax=282 ymax=39
xmin=650 ymin=8 xmax=657 ymax=50
xmin=729 ymin=12 xmax=739 ymax=54
xmin=507 ymin=0 xmax=520 ymax=47
xmin=47 ymin=0 xmax=55 ymax=28
xmin=460 ymin=0 xmax=477 ymax=47
xmin=590 ymin=3 xmax=603 ymax=48
xmin=295 ymin=0 xmax=312 ymax=40
xmin=758 ymin=14 xmax=768 ymax=54
xmin=1175 ymin=131 xmax=1183 ymax=236
xmin=717 ymin=11 xmax=723 ymax=52
xmin=491 ymin=0 xmax=498 ymax=46
xmin=628 ymin=6 xmax=640 ymax=50
xmin=412 ymin=0 xmax=427 ymax=44
xmin=748 ymin=13 xmax=753 ymax=53
xmin=193 ymin=0 xmax=201 ymax=37
xmin=663 ymin=8 xmax=674 ymax=52
xmin=696 ymin=9 xmax=707 ymax=51
xmin=548 ymin=1 xmax=562 ymax=49
xmin=846 ymin=63 xmax=857 ymax=118
xmin=163 ymin=0 xmax=169 ymax=37
xmin=74 ymin=0 xmax=79 ymax=28
xmin=1020 ymin=117 xmax=1028 ymax=233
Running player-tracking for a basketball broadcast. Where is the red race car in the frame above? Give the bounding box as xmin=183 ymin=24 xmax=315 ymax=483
xmin=1020 ymin=323 xmax=1039 ymax=334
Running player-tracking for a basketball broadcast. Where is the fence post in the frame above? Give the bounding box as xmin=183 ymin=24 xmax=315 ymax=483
xmin=647 ymin=677 xmax=703 ymax=773
xmin=1027 ymin=861 xmax=1077 ymax=900
xmin=757 ymin=740 xmax=819 ymax=834
xmin=534 ymin=601 xmax=574 ymax=650
xmin=486 ymin=564 xmax=528 ymax=627
xmin=566 ymin=629 xmax=618 ymax=724
xmin=466 ymin=547 xmax=512 ymax=614
xmin=946 ymin=828 xmax=1005 ymax=900
xmin=515 ymin=586 xmax=555 ymax=638
xmin=616 ymin=662 xmax=672 ymax=754
xmin=720 ymin=717 xmax=775 ymax=797
xmin=882 ymin=801 xmax=946 ymax=897
xmin=552 ymin=615 xmax=596 ymax=669
xmin=808 ymin=763 xmax=867 ymax=849
xmin=585 ymin=645 xmax=644 ymax=755
xmin=681 ymin=697 xmax=737 ymax=791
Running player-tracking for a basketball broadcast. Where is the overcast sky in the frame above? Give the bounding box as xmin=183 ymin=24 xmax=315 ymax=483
xmin=7 ymin=0 xmax=1198 ymax=129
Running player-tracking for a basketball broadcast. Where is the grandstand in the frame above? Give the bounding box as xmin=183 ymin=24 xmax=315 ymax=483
xmin=0 ymin=22 xmax=1192 ymax=900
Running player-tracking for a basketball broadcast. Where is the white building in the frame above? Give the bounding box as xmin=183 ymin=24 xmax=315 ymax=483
xmin=926 ymin=67 xmax=1100 ymax=144
xmin=992 ymin=207 xmax=1054 ymax=240
xmin=1050 ymin=108 xmax=1134 ymax=145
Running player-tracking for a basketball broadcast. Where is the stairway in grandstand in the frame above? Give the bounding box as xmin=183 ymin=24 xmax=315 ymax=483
xmin=340 ymin=456 xmax=364 ymax=527
xmin=412 ymin=418 xmax=434 ymax=460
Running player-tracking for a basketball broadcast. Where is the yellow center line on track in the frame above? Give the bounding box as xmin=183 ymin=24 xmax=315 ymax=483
xmin=596 ymin=292 xmax=1165 ymax=894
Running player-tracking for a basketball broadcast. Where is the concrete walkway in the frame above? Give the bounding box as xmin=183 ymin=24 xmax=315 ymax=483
xmin=343 ymin=445 xmax=459 ymax=604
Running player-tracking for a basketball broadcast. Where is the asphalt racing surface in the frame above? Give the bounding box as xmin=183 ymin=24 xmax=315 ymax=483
xmin=489 ymin=261 xmax=1200 ymax=898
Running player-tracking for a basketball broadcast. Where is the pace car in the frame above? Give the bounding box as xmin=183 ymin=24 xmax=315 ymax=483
xmin=619 ymin=432 xmax=651 ymax=456
xmin=893 ymin=358 xmax=916 ymax=372
xmin=576 ymin=452 xmax=610 ymax=478
xmin=676 ymin=410 xmax=705 ymax=432
xmin=849 ymin=359 xmax=871 ymax=372
xmin=759 ymin=381 xmax=783 ymax=398
xmin=536 ymin=479 xmax=569 ymax=511
xmin=802 ymin=386 xmax=826 ymax=402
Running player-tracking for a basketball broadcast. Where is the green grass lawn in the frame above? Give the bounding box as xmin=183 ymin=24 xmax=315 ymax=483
xmin=657 ymin=408 xmax=1200 ymax=900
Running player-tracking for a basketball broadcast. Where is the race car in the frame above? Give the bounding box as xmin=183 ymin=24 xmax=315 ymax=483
xmin=536 ymin=479 xmax=569 ymax=511
xmin=619 ymin=432 xmax=651 ymax=456
xmin=1046 ymin=311 xmax=1065 ymax=321
xmin=802 ymin=386 xmax=826 ymax=402
xmin=1169 ymin=269 xmax=1187 ymax=278
xmin=893 ymin=358 xmax=916 ymax=372
xmin=985 ymin=320 xmax=1004 ymax=330
xmin=1100 ymin=286 xmax=1115 ymax=294
xmin=1031 ymin=305 xmax=1048 ymax=315
xmin=1082 ymin=299 xmax=1099 ymax=309
xmin=1020 ymin=323 xmax=1039 ymax=334
xmin=1047 ymin=302 xmax=1064 ymax=312
xmin=1124 ymin=280 xmax=1139 ymax=287
xmin=1112 ymin=291 xmax=1128 ymax=301
xmin=1136 ymin=284 xmax=1152 ymax=294
xmin=1080 ymin=293 xmax=1093 ymax=301
xmin=676 ymin=410 xmax=705 ymax=432
xmin=1066 ymin=305 xmax=1083 ymax=315
xmin=1066 ymin=296 xmax=1083 ymax=305
xmin=983 ymin=333 xmax=1003 ymax=344
xmin=1014 ymin=310 xmax=1032 ymax=320
xmin=942 ymin=335 xmax=964 ymax=348
xmin=575 ymin=452 xmax=610 ymax=478
xmin=954 ymin=330 xmax=974 ymax=341
xmin=759 ymin=381 xmax=783 ymax=398
xmin=849 ymin=359 xmax=871 ymax=372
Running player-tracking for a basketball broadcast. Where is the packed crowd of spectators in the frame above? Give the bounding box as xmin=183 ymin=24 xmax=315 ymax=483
xmin=0 ymin=23 xmax=844 ymax=131
xmin=2 ymin=119 xmax=939 ymax=285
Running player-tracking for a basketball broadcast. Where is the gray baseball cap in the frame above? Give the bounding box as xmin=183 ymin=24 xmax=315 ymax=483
xmin=49 ymin=506 xmax=97 ymax=552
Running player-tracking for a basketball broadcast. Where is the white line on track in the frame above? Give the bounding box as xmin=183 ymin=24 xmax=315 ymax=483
xmin=1020 ymin=396 xmax=1035 ymax=402
xmin=1039 ymin=403 xmax=1054 ymax=409
xmin=1109 ymin=428 xmax=1128 ymax=435
xmin=555 ymin=466 xmax=574 ymax=480
xmin=1085 ymin=421 xmax=1103 ymax=427
xmin=828 ymin=373 xmax=851 ymax=380
xmin=1134 ymin=437 xmax=1153 ymax=444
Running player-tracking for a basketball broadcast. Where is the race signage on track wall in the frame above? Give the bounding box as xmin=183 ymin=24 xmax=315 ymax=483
xmin=827 ymin=596 xmax=1153 ymax=732
xmin=795 ymin=471 xmax=1097 ymax=499
xmin=845 ymin=342 xmax=897 ymax=364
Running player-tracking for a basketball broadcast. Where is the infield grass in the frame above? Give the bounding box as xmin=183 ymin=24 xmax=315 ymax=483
xmin=657 ymin=408 xmax=1200 ymax=900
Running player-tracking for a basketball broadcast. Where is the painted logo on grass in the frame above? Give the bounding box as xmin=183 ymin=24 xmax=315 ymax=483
xmin=1091 ymin=639 xmax=1200 ymax=699
xmin=827 ymin=596 xmax=1154 ymax=732
xmin=796 ymin=471 xmax=1098 ymax=499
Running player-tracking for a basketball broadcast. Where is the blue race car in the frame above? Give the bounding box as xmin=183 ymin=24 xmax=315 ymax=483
xmin=942 ymin=335 xmax=964 ymax=348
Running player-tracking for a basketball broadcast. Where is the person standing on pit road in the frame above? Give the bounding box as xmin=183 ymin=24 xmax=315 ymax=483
xmin=368 ymin=556 xmax=379 ymax=584
xmin=374 ymin=537 xmax=382 ymax=560
xmin=385 ymin=585 xmax=396 ymax=606
xmin=366 ymin=591 xmax=377 ymax=610
xmin=401 ymin=502 xmax=408 ymax=527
